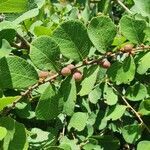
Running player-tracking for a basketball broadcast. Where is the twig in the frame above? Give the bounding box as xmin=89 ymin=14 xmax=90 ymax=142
xmin=21 ymin=73 xmax=59 ymax=96
xmin=107 ymin=82 xmax=150 ymax=134
xmin=16 ymin=33 xmax=30 ymax=50
xmin=116 ymin=0 xmax=133 ymax=14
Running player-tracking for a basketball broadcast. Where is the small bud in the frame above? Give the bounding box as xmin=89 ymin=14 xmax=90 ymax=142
xmin=61 ymin=67 xmax=71 ymax=76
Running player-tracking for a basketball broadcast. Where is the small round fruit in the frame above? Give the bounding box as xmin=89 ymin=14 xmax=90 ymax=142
xmin=101 ymin=59 xmax=111 ymax=69
xmin=61 ymin=67 xmax=71 ymax=76
xmin=73 ymin=71 xmax=83 ymax=81
xmin=123 ymin=44 xmax=133 ymax=52
xmin=38 ymin=71 xmax=49 ymax=79
xmin=67 ymin=64 xmax=75 ymax=70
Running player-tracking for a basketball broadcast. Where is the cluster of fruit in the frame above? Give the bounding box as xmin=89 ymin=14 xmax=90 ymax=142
xmin=38 ymin=44 xmax=134 ymax=82
xmin=61 ymin=64 xmax=82 ymax=81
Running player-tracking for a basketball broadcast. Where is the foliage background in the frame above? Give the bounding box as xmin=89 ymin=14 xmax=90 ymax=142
xmin=0 ymin=0 xmax=150 ymax=150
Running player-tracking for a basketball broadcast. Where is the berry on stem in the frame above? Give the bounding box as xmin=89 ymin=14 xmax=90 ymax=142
xmin=123 ymin=44 xmax=133 ymax=52
xmin=67 ymin=64 xmax=75 ymax=70
xmin=38 ymin=71 xmax=49 ymax=79
xmin=101 ymin=59 xmax=111 ymax=69
xmin=73 ymin=71 xmax=83 ymax=81
xmin=61 ymin=67 xmax=71 ymax=76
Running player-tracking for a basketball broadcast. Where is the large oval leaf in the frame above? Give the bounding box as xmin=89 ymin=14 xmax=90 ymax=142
xmin=52 ymin=20 xmax=91 ymax=61
xmin=30 ymin=36 xmax=60 ymax=72
xmin=0 ymin=56 xmax=38 ymax=89
xmin=120 ymin=15 xmax=146 ymax=44
xmin=88 ymin=16 xmax=116 ymax=53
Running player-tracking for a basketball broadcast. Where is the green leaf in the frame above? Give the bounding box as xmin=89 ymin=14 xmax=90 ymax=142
xmin=52 ymin=20 xmax=91 ymax=61
xmin=0 ymin=126 xmax=7 ymax=141
xmin=88 ymin=85 xmax=102 ymax=104
xmin=0 ymin=21 xmax=16 ymax=46
xmin=137 ymin=141 xmax=150 ymax=150
xmin=0 ymin=39 xmax=12 ymax=58
xmin=0 ymin=0 xmax=28 ymax=13
xmin=30 ymin=36 xmax=60 ymax=72
xmin=125 ymin=83 xmax=147 ymax=101
xmin=120 ymin=15 xmax=146 ymax=44
xmin=138 ymin=99 xmax=150 ymax=116
xmin=59 ymin=136 xmax=80 ymax=150
xmin=13 ymin=8 xmax=39 ymax=25
xmin=137 ymin=52 xmax=150 ymax=74
xmin=131 ymin=0 xmax=150 ymax=18
xmin=107 ymin=56 xmax=135 ymax=85
xmin=28 ymin=128 xmax=56 ymax=146
xmin=91 ymin=135 xmax=120 ymax=150
xmin=103 ymin=84 xmax=118 ymax=105
xmin=59 ymin=77 xmax=76 ymax=116
xmin=68 ymin=112 xmax=88 ymax=131
xmin=0 ymin=117 xmax=28 ymax=150
xmin=122 ymin=124 xmax=142 ymax=144
xmin=0 ymin=56 xmax=38 ymax=89
xmin=106 ymin=105 xmax=127 ymax=121
xmin=79 ymin=66 xmax=99 ymax=96
xmin=35 ymin=84 xmax=60 ymax=120
xmin=88 ymin=16 xmax=116 ymax=53
xmin=0 ymin=96 xmax=21 ymax=111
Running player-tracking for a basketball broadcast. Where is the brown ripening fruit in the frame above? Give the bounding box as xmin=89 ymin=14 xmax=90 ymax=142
xmin=73 ymin=71 xmax=83 ymax=81
xmin=61 ymin=67 xmax=71 ymax=76
xmin=123 ymin=44 xmax=133 ymax=52
xmin=101 ymin=59 xmax=111 ymax=69
xmin=67 ymin=64 xmax=75 ymax=70
xmin=38 ymin=71 xmax=49 ymax=79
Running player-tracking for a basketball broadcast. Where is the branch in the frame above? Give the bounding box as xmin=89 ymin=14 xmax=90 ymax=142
xmin=107 ymin=82 xmax=150 ymax=134
xmin=116 ymin=0 xmax=133 ymax=14
xmin=16 ymin=33 xmax=30 ymax=50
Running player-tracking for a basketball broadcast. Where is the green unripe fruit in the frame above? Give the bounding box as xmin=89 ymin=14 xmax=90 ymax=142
xmin=61 ymin=67 xmax=71 ymax=76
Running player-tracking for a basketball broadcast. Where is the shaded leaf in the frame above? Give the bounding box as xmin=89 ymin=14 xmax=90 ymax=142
xmin=0 ymin=117 xmax=28 ymax=150
xmin=35 ymin=84 xmax=60 ymax=120
xmin=79 ymin=66 xmax=99 ymax=96
xmin=122 ymin=124 xmax=142 ymax=144
xmin=59 ymin=77 xmax=76 ymax=116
